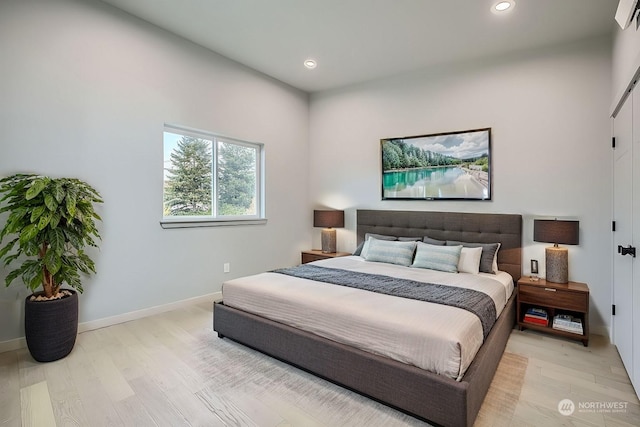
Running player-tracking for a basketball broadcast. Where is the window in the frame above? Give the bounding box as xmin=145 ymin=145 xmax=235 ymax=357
xmin=161 ymin=124 xmax=265 ymax=228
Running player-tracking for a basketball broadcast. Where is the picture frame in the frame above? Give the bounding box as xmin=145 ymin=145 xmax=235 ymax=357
xmin=381 ymin=128 xmax=491 ymax=200
xmin=531 ymin=259 xmax=539 ymax=274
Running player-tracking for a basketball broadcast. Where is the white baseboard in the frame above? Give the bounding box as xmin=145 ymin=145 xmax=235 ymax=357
xmin=0 ymin=337 xmax=27 ymax=354
xmin=0 ymin=291 xmax=222 ymax=354
xmin=590 ymin=324 xmax=611 ymax=342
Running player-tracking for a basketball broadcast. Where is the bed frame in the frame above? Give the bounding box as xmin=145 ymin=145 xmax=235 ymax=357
xmin=213 ymin=210 xmax=522 ymax=427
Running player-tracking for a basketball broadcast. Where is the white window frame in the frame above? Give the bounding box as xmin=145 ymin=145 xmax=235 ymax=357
xmin=161 ymin=124 xmax=266 ymax=229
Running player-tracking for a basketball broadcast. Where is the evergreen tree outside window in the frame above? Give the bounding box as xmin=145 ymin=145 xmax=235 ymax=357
xmin=217 ymin=139 xmax=257 ymax=216
xmin=162 ymin=125 xmax=265 ymax=227
xmin=164 ymin=135 xmax=212 ymax=216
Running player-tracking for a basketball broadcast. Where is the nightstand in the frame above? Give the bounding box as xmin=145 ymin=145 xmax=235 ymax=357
xmin=517 ymin=277 xmax=589 ymax=346
xmin=301 ymin=250 xmax=351 ymax=264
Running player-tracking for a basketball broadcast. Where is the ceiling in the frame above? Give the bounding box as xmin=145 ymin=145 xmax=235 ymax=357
xmin=99 ymin=0 xmax=618 ymax=93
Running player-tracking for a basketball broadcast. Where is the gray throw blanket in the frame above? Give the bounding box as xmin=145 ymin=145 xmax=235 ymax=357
xmin=272 ymin=264 xmax=496 ymax=339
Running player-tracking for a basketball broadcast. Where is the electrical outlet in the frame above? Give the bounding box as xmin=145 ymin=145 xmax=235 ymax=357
xmin=223 ymin=263 xmax=230 ymax=273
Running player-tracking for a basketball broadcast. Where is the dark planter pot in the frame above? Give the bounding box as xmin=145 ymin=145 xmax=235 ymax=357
xmin=24 ymin=289 xmax=79 ymax=362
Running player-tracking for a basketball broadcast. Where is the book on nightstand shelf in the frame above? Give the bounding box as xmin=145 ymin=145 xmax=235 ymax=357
xmin=523 ymin=307 xmax=549 ymax=326
xmin=552 ymin=314 xmax=583 ymax=335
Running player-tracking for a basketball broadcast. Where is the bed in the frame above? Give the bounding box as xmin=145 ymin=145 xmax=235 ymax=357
xmin=213 ymin=210 xmax=522 ymax=426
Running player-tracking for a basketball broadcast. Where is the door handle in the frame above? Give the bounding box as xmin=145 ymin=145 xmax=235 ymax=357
xmin=618 ymin=245 xmax=636 ymax=257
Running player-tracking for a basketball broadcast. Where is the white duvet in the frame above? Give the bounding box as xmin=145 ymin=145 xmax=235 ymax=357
xmin=221 ymin=256 xmax=513 ymax=381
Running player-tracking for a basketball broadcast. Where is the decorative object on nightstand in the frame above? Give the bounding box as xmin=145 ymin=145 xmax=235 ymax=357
xmin=533 ymin=219 xmax=579 ymax=284
xmin=313 ymin=209 xmax=344 ymax=253
xmin=529 ymin=259 xmax=539 ymax=281
xmin=516 ymin=276 xmax=589 ymax=346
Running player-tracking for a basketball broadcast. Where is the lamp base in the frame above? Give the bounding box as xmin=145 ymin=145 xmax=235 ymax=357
xmin=321 ymin=228 xmax=337 ymax=253
xmin=545 ymin=246 xmax=568 ymax=284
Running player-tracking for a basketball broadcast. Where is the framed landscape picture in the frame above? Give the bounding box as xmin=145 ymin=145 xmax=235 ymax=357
xmin=381 ymin=128 xmax=491 ymax=200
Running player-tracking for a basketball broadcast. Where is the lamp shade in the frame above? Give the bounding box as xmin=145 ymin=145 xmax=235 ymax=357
xmin=533 ymin=219 xmax=579 ymax=245
xmin=313 ymin=210 xmax=344 ymax=228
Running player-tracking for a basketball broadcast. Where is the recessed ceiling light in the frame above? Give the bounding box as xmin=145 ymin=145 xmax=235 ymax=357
xmin=492 ymin=0 xmax=515 ymax=13
xmin=304 ymin=59 xmax=317 ymax=69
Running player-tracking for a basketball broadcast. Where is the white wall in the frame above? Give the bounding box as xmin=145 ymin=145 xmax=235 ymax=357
xmin=309 ymin=37 xmax=612 ymax=335
xmin=0 ymin=0 xmax=615 ymax=344
xmin=612 ymin=20 xmax=640 ymax=107
xmin=0 ymin=0 xmax=310 ymax=343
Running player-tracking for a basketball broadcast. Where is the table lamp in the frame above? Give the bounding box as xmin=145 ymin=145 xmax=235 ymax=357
xmin=533 ymin=219 xmax=579 ymax=284
xmin=313 ymin=210 xmax=344 ymax=253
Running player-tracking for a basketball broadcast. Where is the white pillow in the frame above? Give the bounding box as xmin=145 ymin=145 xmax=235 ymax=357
xmin=445 ymin=240 xmax=500 ymax=274
xmin=458 ymin=246 xmax=483 ymax=274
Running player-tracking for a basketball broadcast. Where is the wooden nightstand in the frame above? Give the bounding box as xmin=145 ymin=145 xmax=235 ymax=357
xmin=301 ymin=250 xmax=351 ymax=264
xmin=517 ymin=277 xmax=590 ymax=346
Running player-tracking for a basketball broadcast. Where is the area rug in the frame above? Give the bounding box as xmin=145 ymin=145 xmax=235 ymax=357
xmin=209 ymin=334 xmax=528 ymax=426
xmin=474 ymin=352 xmax=529 ymax=426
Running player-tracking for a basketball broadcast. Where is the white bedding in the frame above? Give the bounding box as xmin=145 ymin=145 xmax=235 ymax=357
xmin=221 ymin=256 xmax=514 ymax=381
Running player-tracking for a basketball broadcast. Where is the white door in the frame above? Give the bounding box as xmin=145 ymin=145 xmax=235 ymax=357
xmin=633 ymin=87 xmax=640 ymax=389
xmin=612 ymin=91 xmax=634 ymax=380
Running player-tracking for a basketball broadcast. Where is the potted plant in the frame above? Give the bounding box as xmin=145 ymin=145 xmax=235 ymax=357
xmin=0 ymin=173 xmax=102 ymax=362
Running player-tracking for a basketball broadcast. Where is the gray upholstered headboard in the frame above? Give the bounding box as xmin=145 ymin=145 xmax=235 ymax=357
xmin=357 ymin=210 xmax=522 ymax=282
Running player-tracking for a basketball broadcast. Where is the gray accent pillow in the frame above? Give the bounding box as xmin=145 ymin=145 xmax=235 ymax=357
xmin=423 ymin=236 xmax=446 ymax=246
xmin=412 ymin=242 xmax=462 ymax=273
xmin=353 ymin=233 xmax=397 ymax=256
xmin=446 ymin=240 xmax=500 ymax=274
xmin=398 ymin=236 xmax=423 ymax=242
xmin=365 ymin=239 xmax=417 ymax=267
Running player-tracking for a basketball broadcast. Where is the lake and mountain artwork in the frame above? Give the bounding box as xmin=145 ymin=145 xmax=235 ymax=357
xmin=381 ymin=128 xmax=491 ymax=200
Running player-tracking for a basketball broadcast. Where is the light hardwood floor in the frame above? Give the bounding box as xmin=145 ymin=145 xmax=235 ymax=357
xmin=1 ymin=301 xmax=638 ymax=427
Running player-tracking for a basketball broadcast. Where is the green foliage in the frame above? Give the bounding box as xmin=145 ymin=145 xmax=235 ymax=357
xmin=164 ymin=137 xmax=212 ymax=216
xmin=382 ymin=140 xmax=461 ymax=171
xmin=217 ymin=142 xmax=256 ymax=216
xmin=474 ymin=156 xmax=489 ymax=172
xmin=163 ymin=136 xmax=258 ymax=217
xmin=0 ymin=174 xmax=103 ymax=297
